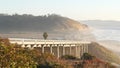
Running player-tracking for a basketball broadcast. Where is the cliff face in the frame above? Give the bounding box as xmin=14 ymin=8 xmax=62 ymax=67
xmin=88 ymin=42 xmax=120 ymax=64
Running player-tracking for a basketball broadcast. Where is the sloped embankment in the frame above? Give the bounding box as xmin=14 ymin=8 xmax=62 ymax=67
xmin=88 ymin=42 xmax=120 ymax=64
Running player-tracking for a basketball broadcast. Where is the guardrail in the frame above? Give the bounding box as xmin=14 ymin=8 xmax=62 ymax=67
xmin=9 ymin=38 xmax=91 ymax=45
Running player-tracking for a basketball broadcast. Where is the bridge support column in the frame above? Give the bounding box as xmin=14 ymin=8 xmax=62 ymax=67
xmin=82 ymin=44 xmax=86 ymax=54
xmin=57 ymin=44 xmax=59 ymax=58
xmin=70 ymin=44 xmax=71 ymax=55
xmin=86 ymin=44 xmax=88 ymax=53
xmin=22 ymin=39 xmax=24 ymax=46
xmin=79 ymin=45 xmax=82 ymax=57
xmin=75 ymin=44 xmax=77 ymax=57
xmin=84 ymin=44 xmax=87 ymax=53
xmin=63 ymin=45 xmax=65 ymax=56
xmin=42 ymin=45 xmax=44 ymax=53
xmin=77 ymin=44 xmax=80 ymax=58
xmin=22 ymin=39 xmax=24 ymax=47
xmin=50 ymin=44 xmax=53 ymax=54
xmin=82 ymin=45 xmax=84 ymax=56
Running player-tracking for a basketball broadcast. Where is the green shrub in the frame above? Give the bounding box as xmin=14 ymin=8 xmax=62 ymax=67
xmin=81 ymin=53 xmax=94 ymax=60
xmin=61 ymin=55 xmax=77 ymax=60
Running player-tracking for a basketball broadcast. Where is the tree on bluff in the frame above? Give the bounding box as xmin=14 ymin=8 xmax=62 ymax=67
xmin=43 ymin=32 xmax=48 ymax=40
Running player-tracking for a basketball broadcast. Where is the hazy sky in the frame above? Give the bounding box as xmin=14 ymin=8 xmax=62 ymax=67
xmin=0 ymin=0 xmax=120 ymax=20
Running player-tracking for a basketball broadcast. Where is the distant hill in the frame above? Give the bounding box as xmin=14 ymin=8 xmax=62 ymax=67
xmin=81 ymin=20 xmax=120 ymax=29
xmin=88 ymin=42 xmax=120 ymax=64
xmin=0 ymin=14 xmax=94 ymax=40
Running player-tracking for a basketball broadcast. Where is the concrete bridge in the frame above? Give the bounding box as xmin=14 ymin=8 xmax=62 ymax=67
xmin=9 ymin=38 xmax=91 ymax=58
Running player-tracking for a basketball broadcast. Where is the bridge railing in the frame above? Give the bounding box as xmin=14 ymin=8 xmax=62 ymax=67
xmin=9 ymin=38 xmax=91 ymax=45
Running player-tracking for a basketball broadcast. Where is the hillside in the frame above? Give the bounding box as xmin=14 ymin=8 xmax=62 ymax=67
xmin=88 ymin=42 xmax=120 ymax=64
xmin=98 ymin=40 xmax=120 ymax=55
xmin=0 ymin=14 xmax=88 ymax=33
xmin=0 ymin=14 xmax=94 ymax=40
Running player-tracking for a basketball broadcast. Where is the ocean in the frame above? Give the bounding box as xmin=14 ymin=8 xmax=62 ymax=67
xmin=92 ymin=29 xmax=120 ymax=41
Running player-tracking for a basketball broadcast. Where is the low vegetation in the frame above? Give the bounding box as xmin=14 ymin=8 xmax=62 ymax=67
xmin=61 ymin=55 xmax=77 ymax=60
xmin=0 ymin=38 xmax=71 ymax=68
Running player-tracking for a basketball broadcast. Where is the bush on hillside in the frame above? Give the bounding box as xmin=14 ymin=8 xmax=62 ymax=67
xmin=81 ymin=53 xmax=94 ymax=60
xmin=61 ymin=55 xmax=77 ymax=60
